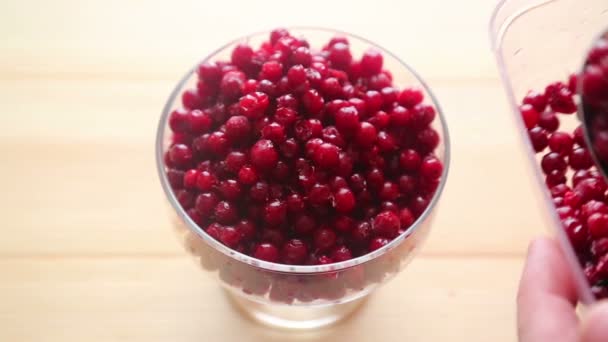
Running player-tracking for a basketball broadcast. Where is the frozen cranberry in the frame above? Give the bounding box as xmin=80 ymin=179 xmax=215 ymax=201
xmin=334 ymin=106 xmax=360 ymax=136
xmin=249 ymin=181 xmax=269 ymax=201
xmin=300 ymin=89 xmax=324 ymax=117
xmin=523 ymin=90 xmax=548 ymax=113
xmin=330 ymin=176 xmax=348 ymax=191
xmin=538 ymin=111 xmax=559 ymax=132
xmin=264 ymin=200 xmax=287 ymax=226
xmin=195 ymin=192 xmax=218 ymax=216
xmin=219 ymin=179 xmax=241 ymax=201
xmin=548 ymin=132 xmax=574 ymax=156
xmin=175 ymin=190 xmax=194 ymax=209
xmin=169 ymin=144 xmax=193 ymax=169
xmin=169 ymin=109 xmax=190 ymax=133
xmin=231 ymin=44 xmax=253 ymax=69
xmin=563 ymin=217 xmax=588 ymax=251
xmin=183 ymin=169 xmax=199 ymax=189
xmin=369 ymin=110 xmax=390 ymax=129
xmin=220 ymin=71 xmax=245 ymax=100
xmin=390 ymin=105 xmax=412 ymax=127
xmin=197 ymin=62 xmax=222 ymax=84
xmin=331 ymin=246 xmax=353 ymax=262
xmin=569 ymin=148 xmax=593 ymax=170
xmin=207 ymin=131 xmax=230 ymax=157
xmin=588 ymin=213 xmax=608 ymax=239
xmin=575 ymin=178 xmax=606 ymax=202
xmin=314 ymin=228 xmax=337 ymax=250
xmin=308 ymin=183 xmax=332 ymax=206
xmin=395 ymin=87 xmax=422 ymax=108
xmin=420 ymin=156 xmax=443 ymax=180
xmin=181 ymin=89 xmax=205 ymax=110
xmin=219 ymin=226 xmax=242 ymax=247
xmin=416 ymin=128 xmax=440 ymax=153
xmin=167 ymin=169 xmax=185 ymax=190
xmin=381 ymin=87 xmax=399 ymax=106
xmin=236 ymin=165 xmax=257 ymax=185
xmin=546 ymin=170 xmax=567 ymax=187
xmin=379 ymin=182 xmax=399 ymax=201
xmin=411 ymin=196 xmax=430 ymax=216
xmin=322 ymin=126 xmax=346 ymax=147
xmin=259 ymin=60 xmax=283 ymax=81
xmin=224 ymin=116 xmax=251 ymax=142
xmin=206 ymin=223 xmax=222 ymax=240
xmin=194 ymin=170 xmax=215 ymax=191
xmin=520 ymin=104 xmax=540 ymax=130
xmin=334 ymin=187 xmax=356 ymax=213
xmin=215 ymin=201 xmax=237 ymax=224
xmin=400 ymin=208 xmax=415 ymax=228
xmin=550 ymin=184 xmax=570 ymax=198
xmin=592 ymin=238 xmax=608 ymax=258
xmin=239 ymin=92 xmax=270 ymax=119
xmin=573 ymin=125 xmax=586 ymax=147
xmin=399 ymin=149 xmax=422 ymax=172
xmin=369 ymin=237 xmax=389 ymax=251
xmin=369 ymin=73 xmax=391 ymax=90
xmin=548 ymin=87 xmax=577 ymax=114
xmin=374 ymin=131 xmax=396 ymax=152
xmin=529 ymin=127 xmax=549 ymax=152
xmin=294 ymin=214 xmax=317 ymax=235
xmin=352 ymin=122 xmax=376 ymax=148
xmin=294 ymin=119 xmax=323 ymax=141
xmin=250 ymin=139 xmax=278 ymax=171
xmin=360 ymin=49 xmax=383 ymax=76
xmin=313 ymin=143 xmax=340 ymax=169
xmin=254 ymin=243 xmax=280 ymax=262
xmin=364 ymin=90 xmax=384 ymax=113
xmin=280 ymin=239 xmax=308 ymax=265
xmin=328 ymin=43 xmax=352 ymax=69
xmin=541 ymin=152 xmax=567 ymax=174
xmin=372 ymin=211 xmax=400 ymax=238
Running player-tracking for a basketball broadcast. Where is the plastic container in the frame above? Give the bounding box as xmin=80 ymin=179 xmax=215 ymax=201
xmin=490 ymin=0 xmax=608 ymax=303
xmin=156 ymin=28 xmax=450 ymax=329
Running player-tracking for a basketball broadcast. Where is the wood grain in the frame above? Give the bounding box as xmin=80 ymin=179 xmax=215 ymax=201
xmin=0 ymin=0 xmax=547 ymax=341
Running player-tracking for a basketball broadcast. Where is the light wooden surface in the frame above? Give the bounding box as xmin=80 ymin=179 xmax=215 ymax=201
xmin=0 ymin=0 xmax=548 ymax=341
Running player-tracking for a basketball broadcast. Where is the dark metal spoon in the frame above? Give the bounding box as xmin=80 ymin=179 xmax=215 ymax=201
xmin=580 ymin=31 xmax=608 ymax=179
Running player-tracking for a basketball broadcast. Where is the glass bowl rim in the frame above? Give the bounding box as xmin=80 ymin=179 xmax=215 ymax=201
xmin=155 ymin=26 xmax=451 ymax=274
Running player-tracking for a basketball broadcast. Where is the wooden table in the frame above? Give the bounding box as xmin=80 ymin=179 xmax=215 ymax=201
xmin=0 ymin=0 xmax=548 ymax=340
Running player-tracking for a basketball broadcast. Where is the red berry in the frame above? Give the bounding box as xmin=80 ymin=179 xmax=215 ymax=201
xmin=548 ymin=132 xmax=574 ymax=156
xmin=372 ymin=211 xmax=401 ymax=238
xmin=529 ymin=127 xmax=549 ymax=152
xmin=420 ymin=156 xmax=443 ymax=180
xmin=314 ymin=228 xmax=337 ymax=250
xmin=538 ymin=111 xmax=559 ymax=132
xmin=360 ymin=49 xmax=383 ymax=76
xmin=330 ymin=246 xmax=353 ymax=262
xmin=520 ymin=104 xmax=539 ymax=129
xmin=264 ymin=200 xmax=287 ymax=226
xmin=313 ymin=143 xmax=340 ymax=169
xmin=254 ymin=243 xmax=280 ymax=262
xmin=369 ymin=237 xmax=389 ymax=251
xmin=282 ymin=239 xmax=308 ymax=264
xmin=398 ymin=87 xmax=424 ymax=108
xmin=334 ymin=187 xmax=356 ymax=213
xmin=250 ymin=139 xmax=278 ymax=171
xmin=334 ymin=106 xmax=360 ymax=136
xmin=215 ymin=201 xmax=237 ymax=224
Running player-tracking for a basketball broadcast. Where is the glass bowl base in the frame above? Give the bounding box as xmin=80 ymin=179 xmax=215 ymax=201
xmin=225 ymin=290 xmax=368 ymax=330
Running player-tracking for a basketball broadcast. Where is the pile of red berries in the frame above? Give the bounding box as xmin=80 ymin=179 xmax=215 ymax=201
xmin=164 ymin=29 xmax=443 ymax=266
xmin=520 ymin=35 xmax=608 ymax=297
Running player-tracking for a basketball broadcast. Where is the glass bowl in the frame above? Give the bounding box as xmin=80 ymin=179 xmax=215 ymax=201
xmin=156 ymin=27 xmax=450 ymax=329
xmin=490 ymin=0 xmax=607 ymax=304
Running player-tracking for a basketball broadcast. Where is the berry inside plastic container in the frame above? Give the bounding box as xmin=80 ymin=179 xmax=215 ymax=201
xmin=490 ymin=0 xmax=608 ymax=303
xmin=156 ymin=27 xmax=450 ymax=329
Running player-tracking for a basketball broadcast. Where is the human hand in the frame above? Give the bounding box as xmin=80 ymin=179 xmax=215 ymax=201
xmin=517 ymin=237 xmax=608 ymax=342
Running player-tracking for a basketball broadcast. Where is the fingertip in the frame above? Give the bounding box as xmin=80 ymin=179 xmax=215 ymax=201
xmin=581 ymin=301 xmax=608 ymax=342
